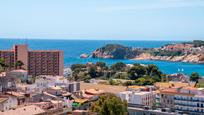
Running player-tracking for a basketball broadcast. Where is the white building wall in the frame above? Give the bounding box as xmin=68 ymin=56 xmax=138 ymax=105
xmin=0 ymin=96 xmax=18 ymax=111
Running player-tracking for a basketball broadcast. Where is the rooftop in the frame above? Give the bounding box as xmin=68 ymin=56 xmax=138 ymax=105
xmin=74 ymin=98 xmax=89 ymax=103
xmin=6 ymin=91 xmax=25 ymax=98
xmin=119 ymin=91 xmax=153 ymax=95
xmin=154 ymin=82 xmax=191 ymax=89
xmin=0 ymin=105 xmax=45 ymax=115
xmin=80 ymin=82 xmax=126 ymax=94
xmin=9 ymin=69 xmax=27 ymax=73
xmin=0 ymin=97 xmax=8 ymax=104
xmin=160 ymin=88 xmax=195 ymax=96
xmin=85 ymin=88 xmax=104 ymax=95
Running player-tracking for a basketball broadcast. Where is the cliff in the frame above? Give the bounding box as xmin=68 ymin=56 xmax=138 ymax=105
xmin=92 ymin=42 xmax=204 ymax=64
xmin=133 ymin=53 xmax=204 ymax=63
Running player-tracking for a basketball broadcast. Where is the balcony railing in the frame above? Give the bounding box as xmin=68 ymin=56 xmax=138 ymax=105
xmin=174 ymin=97 xmax=204 ymax=102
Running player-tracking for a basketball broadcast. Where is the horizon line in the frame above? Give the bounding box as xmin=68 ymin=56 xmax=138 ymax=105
xmin=0 ymin=37 xmax=196 ymax=42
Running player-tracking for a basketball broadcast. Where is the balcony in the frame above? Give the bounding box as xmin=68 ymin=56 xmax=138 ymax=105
xmin=174 ymin=97 xmax=204 ymax=102
xmin=175 ymin=103 xmax=197 ymax=107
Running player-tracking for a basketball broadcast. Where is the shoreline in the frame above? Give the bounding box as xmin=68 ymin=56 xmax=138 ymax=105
xmin=130 ymin=53 xmax=204 ymax=64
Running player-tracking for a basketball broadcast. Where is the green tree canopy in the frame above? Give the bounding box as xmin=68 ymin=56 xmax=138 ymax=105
xmin=128 ymin=65 xmax=146 ymax=80
xmin=0 ymin=58 xmax=8 ymax=71
xmin=15 ymin=60 xmax=24 ymax=69
xmin=88 ymin=66 xmax=97 ymax=78
xmin=110 ymin=62 xmax=126 ymax=71
xmin=71 ymin=64 xmax=86 ymax=71
xmin=96 ymin=62 xmax=107 ymax=68
xmin=114 ymin=72 xmax=129 ymax=79
xmin=90 ymin=93 xmax=127 ymax=115
xmin=146 ymin=64 xmax=160 ymax=76
xmin=135 ymin=75 xmax=154 ymax=86
xmin=190 ymin=72 xmax=200 ymax=82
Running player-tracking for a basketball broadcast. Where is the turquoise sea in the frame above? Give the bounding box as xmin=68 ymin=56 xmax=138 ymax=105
xmin=0 ymin=39 xmax=204 ymax=76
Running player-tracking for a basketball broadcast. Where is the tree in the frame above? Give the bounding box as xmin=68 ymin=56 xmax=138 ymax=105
xmin=88 ymin=66 xmax=97 ymax=78
xmin=135 ymin=77 xmax=146 ymax=86
xmin=71 ymin=64 xmax=86 ymax=71
xmin=109 ymin=79 xmax=117 ymax=85
xmin=190 ymin=72 xmax=200 ymax=82
xmin=15 ymin=60 xmax=24 ymax=69
xmin=123 ymin=81 xmax=133 ymax=86
xmin=135 ymin=75 xmax=154 ymax=86
xmin=96 ymin=62 xmax=107 ymax=69
xmin=90 ymin=93 xmax=127 ymax=115
xmin=114 ymin=72 xmax=129 ymax=79
xmin=0 ymin=58 xmax=7 ymax=72
xmin=128 ymin=65 xmax=146 ymax=80
xmin=146 ymin=64 xmax=159 ymax=76
xmin=110 ymin=62 xmax=126 ymax=71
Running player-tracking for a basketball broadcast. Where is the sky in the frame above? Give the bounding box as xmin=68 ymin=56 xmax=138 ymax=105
xmin=0 ymin=0 xmax=204 ymax=41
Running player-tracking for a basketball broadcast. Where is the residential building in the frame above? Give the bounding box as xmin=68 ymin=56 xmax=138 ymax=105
xmin=0 ymin=44 xmax=64 ymax=76
xmin=159 ymin=86 xmax=204 ymax=115
xmin=35 ymin=75 xmax=80 ymax=93
xmin=6 ymin=91 xmax=26 ymax=105
xmin=118 ymin=90 xmax=156 ymax=107
xmin=6 ymin=69 xmax=28 ymax=82
xmin=0 ymin=95 xmax=18 ymax=111
xmin=0 ymin=75 xmax=17 ymax=92
xmin=0 ymin=105 xmax=45 ymax=115
xmin=128 ymin=107 xmax=175 ymax=115
xmin=159 ymin=88 xmax=177 ymax=109
xmin=167 ymin=73 xmax=189 ymax=82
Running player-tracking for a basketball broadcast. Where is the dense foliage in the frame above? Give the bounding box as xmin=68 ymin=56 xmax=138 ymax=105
xmin=190 ymin=72 xmax=200 ymax=82
xmin=90 ymin=93 xmax=127 ymax=115
xmin=0 ymin=58 xmax=7 ymax=72
xmin=93 ymin=44 xmax=140 ymax=59
xmin=15 ymin=60 xmax=24 ymax=69
xmin=151 ymin=50 xmax=184 ymax=57
xmin=71 ymin=62 xmax=166 ymax=85
xmin=192 ymin=40 xmax=204 ymax=47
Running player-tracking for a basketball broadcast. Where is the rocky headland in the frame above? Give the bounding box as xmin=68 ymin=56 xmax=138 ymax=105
xmin=92 ymin=40 xmax=204 ymax=64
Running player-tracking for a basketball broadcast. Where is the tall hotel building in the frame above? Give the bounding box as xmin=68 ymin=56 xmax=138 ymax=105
xmin=0 ymin=44 xmax=64 ymax=76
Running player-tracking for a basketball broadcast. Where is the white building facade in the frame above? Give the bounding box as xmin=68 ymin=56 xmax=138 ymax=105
xmin=118 ymin=91 xmax=156 ymax=107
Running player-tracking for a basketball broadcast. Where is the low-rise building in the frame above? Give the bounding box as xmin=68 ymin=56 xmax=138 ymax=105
xmin=159 ymin=86 xmax=204 ymax=114
xmin=6 ymin=91 xmax=26 ymax=106
xmin=6 ymin=70 xmax=28 ymax=83
xmin=0 ymin=76 xmax=17 ymax=92
xmin=167 ymin=73 xmax=189 ymax=82
xmin=128 ymin=107 xmax=175 ymax=115
xmin=35 ymin=75 xmax=80 ymax=93
xmin=0 ymin=95 xmax=18 ymax=111
xmin=0 ymin=105 xmax=45 ymax=115
xmin=118 ymin=90 xmax=156 ymax=107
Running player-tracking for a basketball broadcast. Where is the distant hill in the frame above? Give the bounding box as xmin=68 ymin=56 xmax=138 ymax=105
xmin=92 ymin=44 xmax=141 ymax=59
xmin=92 ymin=41 xmax=204 ymax=64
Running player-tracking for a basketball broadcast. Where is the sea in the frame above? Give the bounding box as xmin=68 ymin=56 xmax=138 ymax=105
xmin=1 ymin=39 xmax=204 ymax=76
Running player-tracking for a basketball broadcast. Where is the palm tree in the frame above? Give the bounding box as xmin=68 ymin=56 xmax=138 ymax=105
xmin=15 ymin=60 xmax=24 ymax=69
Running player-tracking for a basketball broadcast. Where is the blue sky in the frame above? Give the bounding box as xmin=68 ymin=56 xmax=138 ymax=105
xmin=0 ymin=0 xmax=204 ymax=40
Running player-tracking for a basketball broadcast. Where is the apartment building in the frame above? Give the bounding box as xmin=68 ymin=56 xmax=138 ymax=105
xmin=0 ymin=44 xmax=64 ymax=76
xmin=118 ymin=90 xmax=156 ymax=107
xmin=159 ymin=86 xmax=204 ymax=114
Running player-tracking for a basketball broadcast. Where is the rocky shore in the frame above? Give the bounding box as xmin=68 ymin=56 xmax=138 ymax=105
xmin=132 ymin=53 xmax=204 ymax=64
xmin=92 ymin=42 xmax=204 ymax=64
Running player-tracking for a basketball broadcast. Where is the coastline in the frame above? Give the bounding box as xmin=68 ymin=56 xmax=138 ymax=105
xmin=131 ymin=53 xmax=204 ymax=64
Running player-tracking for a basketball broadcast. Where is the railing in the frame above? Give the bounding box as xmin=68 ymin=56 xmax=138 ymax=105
xmin=174 ymin=97 xmax=204 ymax=102
xmin=175 ymin=103 xmax=197 ymax=107
xmin=175 ymin=108 xmax=204 ymax=113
